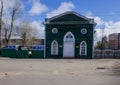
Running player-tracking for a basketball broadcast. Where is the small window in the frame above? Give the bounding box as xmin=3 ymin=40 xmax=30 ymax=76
xmin=52 ymin=28 xmax=58 ymax=34
xmin=51 ymin=40 xmax=58 ymax=55
xmin=80 ymin=41 xmax=87 ymax=55
xmin=81 ymin=28 xmax=87 ymax=34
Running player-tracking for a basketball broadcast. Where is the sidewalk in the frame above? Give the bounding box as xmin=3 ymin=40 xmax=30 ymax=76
xmin=0 ymin=56 xmax=10 ymax=59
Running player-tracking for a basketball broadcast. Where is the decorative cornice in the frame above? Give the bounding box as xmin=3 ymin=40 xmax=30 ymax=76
xmin=45 ymin=21 xmax=95 ymax=25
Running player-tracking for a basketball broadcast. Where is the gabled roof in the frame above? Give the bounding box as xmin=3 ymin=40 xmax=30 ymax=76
xmin=44 ymin=11 xmax=96 ymax=25
xmin=47 ymin=11 xmax=91 ymax=21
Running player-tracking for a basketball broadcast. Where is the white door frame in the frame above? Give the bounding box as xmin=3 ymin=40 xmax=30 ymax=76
xmin=63 ymin=32 xmax=75 ymax=58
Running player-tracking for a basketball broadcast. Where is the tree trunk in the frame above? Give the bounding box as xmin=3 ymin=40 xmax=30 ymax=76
xmin=4 ymin=28 xmax=10 ymax=46
xmin=7 ymin=10 xmax=15 ymax=44
xmin=0 ymin=0 xmax=3 ymax=48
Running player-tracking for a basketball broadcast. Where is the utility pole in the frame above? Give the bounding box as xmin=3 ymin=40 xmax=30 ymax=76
xmin=101 ymin=28 xmax=104 ymax=58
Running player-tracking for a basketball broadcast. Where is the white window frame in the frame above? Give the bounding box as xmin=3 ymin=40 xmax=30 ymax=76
xmin=80 ymin=41 xmax=87 ymax=55
xmin=51 ymin=40 xmax=58 ymax=55
xmin=52 ymin=28 xmax=58 ymax=34
xmin=81 ymin=28 xmax=87 ymax=34
xmin=64 ymin=32 xmax=75 ymax=42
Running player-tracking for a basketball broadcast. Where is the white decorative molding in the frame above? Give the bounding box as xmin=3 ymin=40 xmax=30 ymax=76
xmin=63 ymin=32 xmax=75 ymax=57
xmin=52 ymin=28 xmax=58 ymax=34
xmin=80 ymin=41 xmax=87 ymax=55
xmin=51 ymin=40 xmax=58 ymax=55
xmin=81 ymin=28 xmax=87 ymax=34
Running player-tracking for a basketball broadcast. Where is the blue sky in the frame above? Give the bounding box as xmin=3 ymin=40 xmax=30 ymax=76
xmin=2 ymin=0 xmax=120 ymax=40
xmin=22 ymin=0 xmax=120 ymax=21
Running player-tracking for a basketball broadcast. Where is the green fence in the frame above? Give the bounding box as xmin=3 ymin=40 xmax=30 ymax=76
xmin=1 ymin=49 xmax=16 ymax=58
xmin=16 ymin=50 xmax=29 ymax=58
xmin=1 ymin=49 xmax=29 ymax=58
xmin=1 ymin=49 xmax=44 ymax=59
xmin=31 ymin=50 xmax=44 ymax=59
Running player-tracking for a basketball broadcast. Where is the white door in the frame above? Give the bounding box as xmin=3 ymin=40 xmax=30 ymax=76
xmin=63 ymin=42 xmax=74 ymax=57
xmin=63 ymin=32 xmax=75 ymax=58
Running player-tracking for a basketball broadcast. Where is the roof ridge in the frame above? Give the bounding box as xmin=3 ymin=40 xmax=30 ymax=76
xmin=46 ymin=11 xmax=92 ymax=22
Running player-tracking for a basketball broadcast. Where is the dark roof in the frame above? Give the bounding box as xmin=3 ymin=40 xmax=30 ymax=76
xmin=44 ymin=11 xmax=96 ymax=25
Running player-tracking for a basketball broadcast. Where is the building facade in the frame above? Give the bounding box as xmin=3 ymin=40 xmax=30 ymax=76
xmin=109 ymin=33 xmax=120 ymax=50
xmin=44 ymin=11 xmax=96 ymax=59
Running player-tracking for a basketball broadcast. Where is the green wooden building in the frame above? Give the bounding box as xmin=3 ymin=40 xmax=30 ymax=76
xmin=44 ymin=11 xmax=96 ymax=59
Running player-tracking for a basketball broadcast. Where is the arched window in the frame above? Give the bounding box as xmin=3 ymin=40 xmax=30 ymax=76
xmin=64 ymin=32 xmax=75 ymax=42
xmin=51 ymin=40 xmax=58 ymax=55
xmin=80 ymin=41 xmax=87 ymax=55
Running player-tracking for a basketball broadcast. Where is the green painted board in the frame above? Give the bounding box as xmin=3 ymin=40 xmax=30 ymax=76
xmin=31 ymin=50 xmax=44 ymax=59
xmin=16 ymin=50 xmax=29 ymax=58
xmin=1 ymin=49 xmax=16 ymax=58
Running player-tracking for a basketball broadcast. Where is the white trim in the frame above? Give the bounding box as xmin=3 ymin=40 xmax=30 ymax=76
xmin=63 ymin=32 xmax=75 ymax=57
xmin=80 ymin=41 xmax=87 ymax=55
xmin=44 ymin=11 xmax=96 ymax=25
xmin=51 ymin=40 xmax=58 ymax=55
xmin=63 ymin=31 xmax=75 ymax=42
xmin=52 ymin=28 xmax=58 ymax=34
xmin=81 ymin=28 xmax=87 ymax=34
xmin=48 ymin=11 xmax=91 ymax=22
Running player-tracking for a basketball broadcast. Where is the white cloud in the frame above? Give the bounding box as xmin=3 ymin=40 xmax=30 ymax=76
xmin=85 ymin=11 xmax=120 ymax=44
xmin=95 ymin=19 xmax=120 ymax=41
xmin=2 ymin=0 xmax=24 ymax=24
xmin=46 ymin=1 xmax=75 ymax=18
xmin=104 ymin=21 xmax=120 ymax=35
xmin=84 ymin=11 xmax=93 ymax=18
xmin=29 ymin=0 xmax=48 ymax=16
xmin=30 ymin=21 xmax=45 ymax=39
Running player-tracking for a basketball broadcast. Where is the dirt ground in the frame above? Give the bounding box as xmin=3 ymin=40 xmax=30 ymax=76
xmin=0 ymin=58 xmax=120 ymax=85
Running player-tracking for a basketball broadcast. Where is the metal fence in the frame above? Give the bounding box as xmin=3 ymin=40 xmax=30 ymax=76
xmin=94 ymin=49 xmax=120 ymax=58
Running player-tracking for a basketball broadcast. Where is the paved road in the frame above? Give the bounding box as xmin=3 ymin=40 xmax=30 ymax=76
xmin=0 ymin=59 xmax=120 ymax=85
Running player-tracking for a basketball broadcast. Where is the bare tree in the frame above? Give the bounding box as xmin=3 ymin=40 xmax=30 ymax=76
xmin=0 ymin=0 xmax=3 ymax=48
xmin=5 ymin=0 xmax=22 ymax=46
xmin=95 ymin=36 xmax=108 ymax=50
xmin=20 ymin=21 xmax=37 ymax=46
xmin=0 ymin=0 xmax=23 ymax=46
